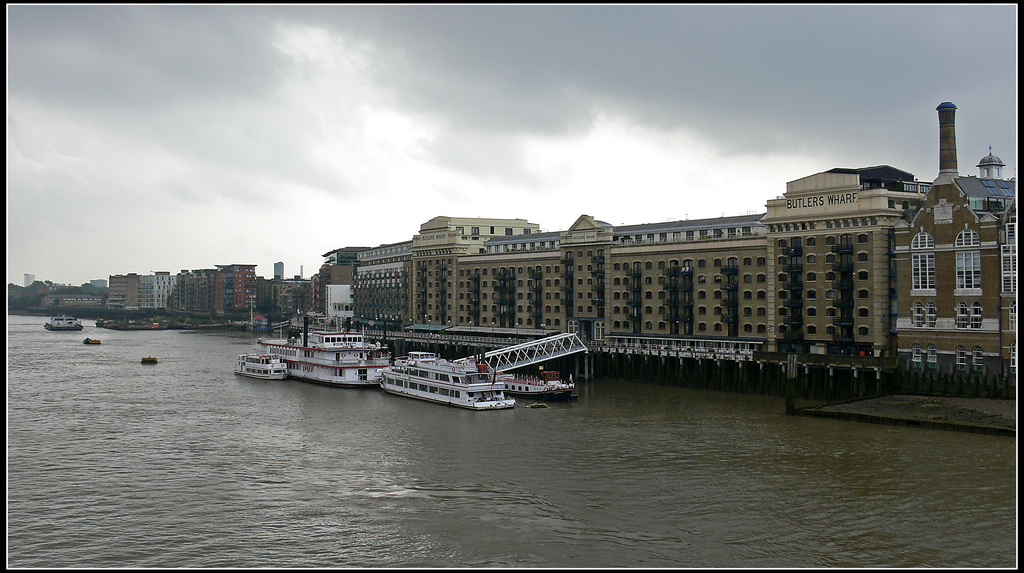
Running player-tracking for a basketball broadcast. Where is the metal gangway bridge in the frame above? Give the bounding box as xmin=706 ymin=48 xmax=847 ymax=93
xmin=465 ymin=332 xmax=588 ymax=372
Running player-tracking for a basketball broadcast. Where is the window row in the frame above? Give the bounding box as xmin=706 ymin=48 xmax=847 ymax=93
xmin=910 ymin=301 xmax=988 ymax=328
xmin=911 ymin=251 xmax=982 ymax=290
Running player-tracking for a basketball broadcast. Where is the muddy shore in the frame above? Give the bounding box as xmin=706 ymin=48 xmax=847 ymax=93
xmin=798 ymin=395 xmax=1016 ymax=435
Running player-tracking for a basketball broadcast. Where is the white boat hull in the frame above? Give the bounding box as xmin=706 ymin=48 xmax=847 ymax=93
xmin=379 ymin=352 xmax=516 ymax=410
xmin=234 ymin=354 xmax=289 ymax=380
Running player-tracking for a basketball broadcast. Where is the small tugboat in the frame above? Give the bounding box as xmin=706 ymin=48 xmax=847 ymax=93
xmin=380 ymin=352 xmax=516 ymax=410
xmin=44 ymin=316 xmax=84 ymax=331
xmin=141 ymin=357 xmax=158 ymax=364
xmin=83 ymin=338 xmax=102 ymax=345
xmin=502 ymin=370 xmax=577 ymax=402
xmin=234 ymin=353 xmax=288 ymax=380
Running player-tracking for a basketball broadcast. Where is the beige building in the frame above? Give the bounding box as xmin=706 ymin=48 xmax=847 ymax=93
xmin=410 ymin=216 xmax=541 ymax=327
xmin=761 ymin=167 xmax=930 ymax=357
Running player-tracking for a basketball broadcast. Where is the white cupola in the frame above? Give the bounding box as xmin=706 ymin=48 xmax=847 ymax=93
xmin=977 ymin=147 xmax=1005 ymax=179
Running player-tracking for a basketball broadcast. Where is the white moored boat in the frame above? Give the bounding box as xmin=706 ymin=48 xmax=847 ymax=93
xmin=257 ymin=329 xmax=390 ymax=388
xmin=234 ymin=353 xmax=288 ymax=380
xmin=380 ymin=352 xmax=516 ymax=410
xmin=502 ymin=370 xmax=577 ymax=402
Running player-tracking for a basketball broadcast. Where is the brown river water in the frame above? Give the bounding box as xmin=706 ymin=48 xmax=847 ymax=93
xmin=7 ymin=314 xmax=1017 ymax=567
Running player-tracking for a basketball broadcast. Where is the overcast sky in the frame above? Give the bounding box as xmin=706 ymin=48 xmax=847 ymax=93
xmin=7 ymin=5 xmax=1017 ymax=287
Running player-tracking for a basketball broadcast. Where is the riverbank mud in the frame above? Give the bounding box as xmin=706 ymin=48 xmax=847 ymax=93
xmin=796 ymin=395 xmax=1016 ymax=436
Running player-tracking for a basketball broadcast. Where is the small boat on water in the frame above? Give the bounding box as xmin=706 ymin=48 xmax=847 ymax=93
xmin=83 ymin=338 xmax=102 ymax=345
xmin=141 ymin=357 xmax=158 ymax=364
xmin=44 ymin=316 xmax=84 ymax=331
xmin=502 ymin=370 xmax=577 ymax=402
xmin=234 ymin=353 xmax=288 ymax=380
xmin=380 ymin=352 xmax=516 ymax=410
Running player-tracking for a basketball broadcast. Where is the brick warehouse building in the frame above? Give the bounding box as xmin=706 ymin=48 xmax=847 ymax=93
xmin=893 ymin=102 xmax=1016 ymax=377
xmin=348 ymin=102 xmax=1013 ymax=379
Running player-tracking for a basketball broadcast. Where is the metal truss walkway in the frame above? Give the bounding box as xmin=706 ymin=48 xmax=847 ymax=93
xmin=467 ymin=332 xmax=588 ymax=372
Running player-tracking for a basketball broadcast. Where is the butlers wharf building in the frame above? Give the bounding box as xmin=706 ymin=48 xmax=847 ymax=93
xmin=349 ymin=103 xmax=1014 ymax=398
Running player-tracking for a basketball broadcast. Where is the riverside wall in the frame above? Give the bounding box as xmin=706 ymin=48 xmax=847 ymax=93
xmin=378 ymin=331 xmax=1016 ymax=403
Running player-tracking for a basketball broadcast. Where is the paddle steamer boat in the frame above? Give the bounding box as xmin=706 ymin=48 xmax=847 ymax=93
xmin=257 ymin=329 xmax=390 ymax=388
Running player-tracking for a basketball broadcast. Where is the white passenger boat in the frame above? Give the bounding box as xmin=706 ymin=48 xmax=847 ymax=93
xmin=257 ymin=330 xmax=390 ymax=388
xmin=379 ymin=352 xmax=516 ymax=410
xmin=234 ymin=353 xmax=288 ymax=380
xmin=44 ymin=316 xmax=84 ymax=331
xmin=502 ymin=370 xmax=577 ymax=402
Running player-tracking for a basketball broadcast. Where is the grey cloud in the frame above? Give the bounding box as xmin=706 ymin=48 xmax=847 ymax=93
xmin=7 ymin=5 xmax=283 ymax=111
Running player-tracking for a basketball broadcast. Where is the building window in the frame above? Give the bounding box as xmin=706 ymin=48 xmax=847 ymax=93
xmin=956 ymin=251 xmax=981 ymax=289
xmin=956 ymin=346 xmax=968 ymax=370
xmin=955 ymin=229 xmax=980 ymax=247
xmin=972 ymin=347 xmax=985 ymax=372
xmin=911 ymin=344 xmax=922 ymax=366
xmin=912 ymin=253 xmax=935 ymax=290
xmin=927 ymin=344 xmax=938 ymax=367
xmin=970 ymin=302 xmax=983 ymax=329
xmin=912 ymin=302 xmax=924 ymax=327
xmin=956 ymin=302 xmax=970 ymax=329
xmin=912 ymin=231 xmax=934 ymax=249
xmin=926 ymin=302 xmax=937 ymax=327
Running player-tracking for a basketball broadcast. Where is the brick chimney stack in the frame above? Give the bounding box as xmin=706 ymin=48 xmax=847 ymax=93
xmin=934 ymin=102 xmax=958 ymax=184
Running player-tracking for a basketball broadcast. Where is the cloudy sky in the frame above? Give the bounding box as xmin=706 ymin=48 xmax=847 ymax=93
xmin=7 ymin=5 xmax=1017 ymax=287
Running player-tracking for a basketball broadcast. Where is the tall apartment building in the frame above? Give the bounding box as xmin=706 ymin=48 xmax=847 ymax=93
xmin=214 ymin=264 xmax=256 ymax=315
xmin=893 ymin=102 xmax=1016 ymax=376
xmin=168 ymin=265 xmax=256 ymax=315
xmin=169 ymin=269 xmax=217 ymax=313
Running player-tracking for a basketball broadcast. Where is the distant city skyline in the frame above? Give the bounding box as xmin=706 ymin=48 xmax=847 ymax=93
xmin=8 ymin=5 xmax=1016 ymax=287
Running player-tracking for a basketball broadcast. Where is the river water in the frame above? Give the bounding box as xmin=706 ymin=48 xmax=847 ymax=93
xmin=6 ymin=314 xmax=1017 ymax=568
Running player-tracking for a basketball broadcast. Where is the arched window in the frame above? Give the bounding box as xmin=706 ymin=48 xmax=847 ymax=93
xmin=955 ymin=229 xmax=980 ymax=247
xmin=925 ymin=302 xmax=937 ymax=327
xmin=972 ymin=347 xmax=984 ymax=371
xmin=926 ymin=344 xmax=938 ymax=367
xmin=911 ymin=231 xmax=934 ymax=249
xmin=970 ymin=302 xmax=983 ymax=329
xmin=911 ymin=344 xmax=923 ymax=365
xmin=956 ymin=345 xmax=968 ymax=369
xmin=956 ymin=302 xmax=970 ymax=328
xmin=1009 ymin=301 xmax=1016 ymax=331
xmin=912 ymin=302 xmax=925 ymax=327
